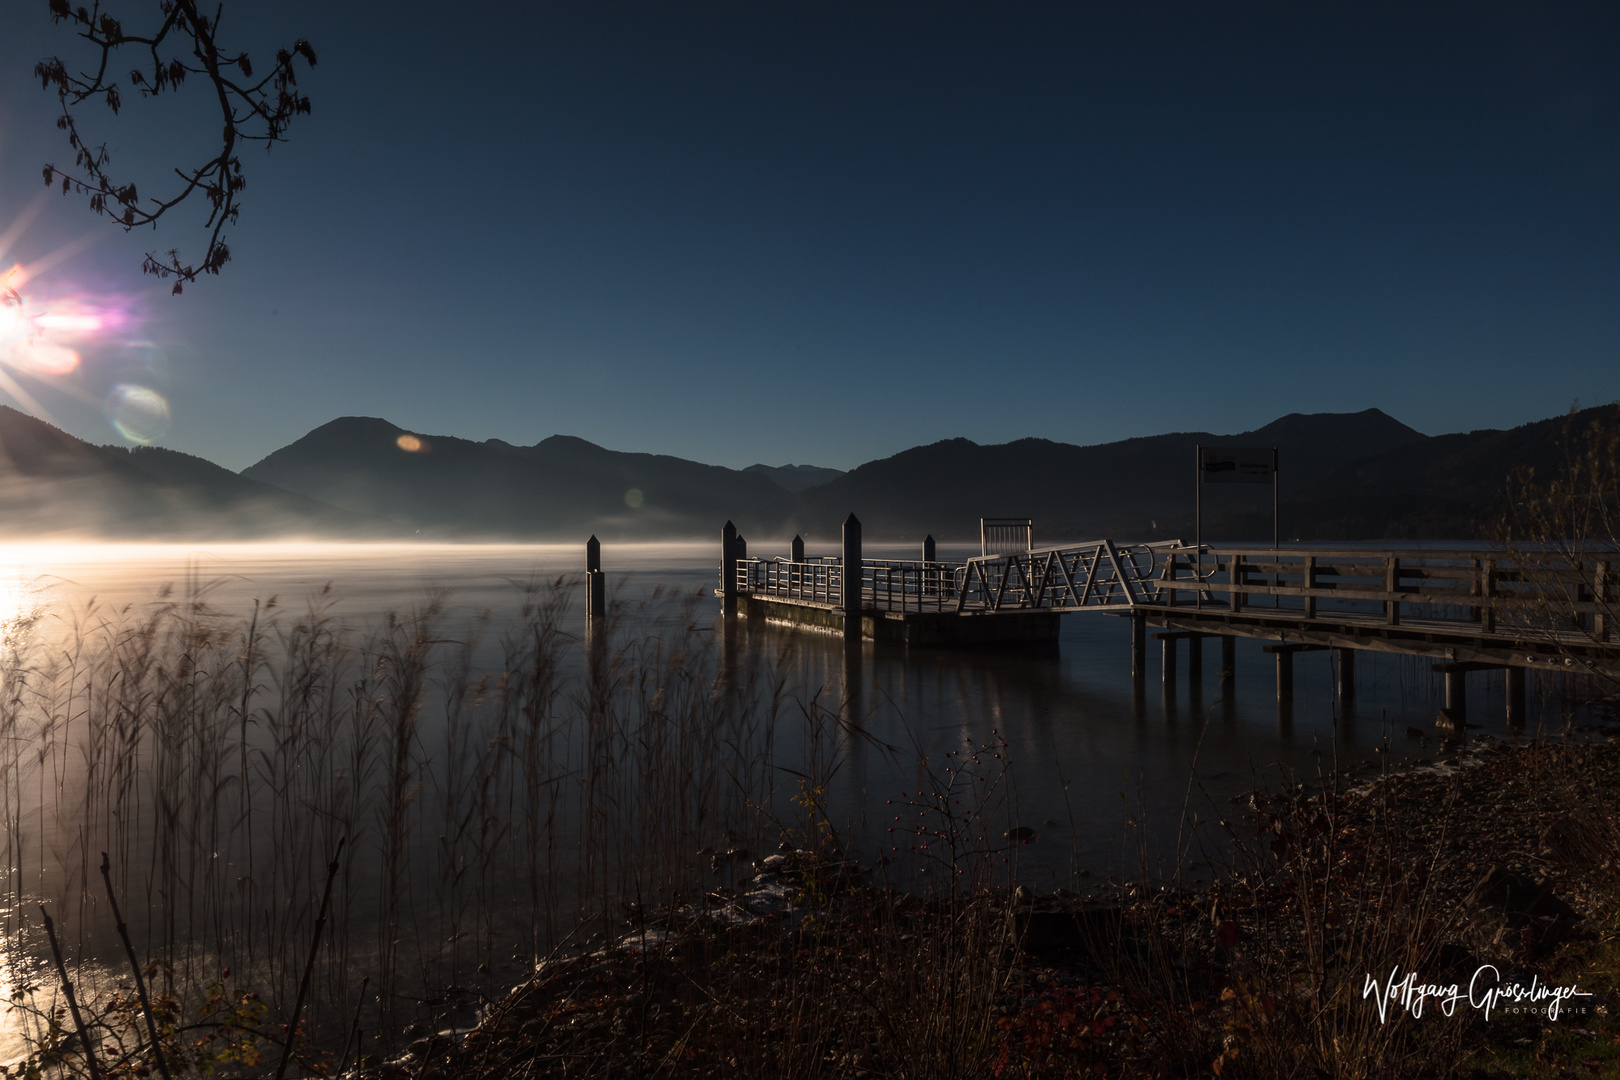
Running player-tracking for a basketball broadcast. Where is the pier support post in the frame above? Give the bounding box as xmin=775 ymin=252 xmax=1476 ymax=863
xmin=585 ymin=535 xmax=606 ymax=624
xmin=1275 ymin=650 xmax=1294 ymax=704
xmin=1443 ymin=668 xmax=1467 ymax=726
xmin=1220 ymin=635 xmax=1236 ymax=685
xmin=842 ymin=513 xmax=862 ymax=640
xmin=1161 ymin=636 xmax=1177 ymax=686
xmin=1506 ymin=666 xmax=1526 ymax=727
xmin=736 ymin=534 xmax=747 ymax=563
xmin=1187 ymin=634 xmax=1203 ymax=684
xmin=1130 ymin=612 xmax=1147 ymax=684
xmin=791 ymin=534 xmax=804 ymax=563
xmin=1335 ymin=647 xmax=1355 ymax=703
xmin=923 ymin=534 xmax=936 ymax=563
xmin=720 ymin=521 xmax=738 ymax=615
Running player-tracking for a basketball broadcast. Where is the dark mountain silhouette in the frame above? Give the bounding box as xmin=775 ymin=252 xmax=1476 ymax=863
xmin=788 ymin=409 xmax=1429 ymax=545
xmin=743 ymin=463 xmax=845 ymax=493
xmin=0 ymin=406 xmax=386 ymax=538
xmin=3 ymin=403 xmax=1608 ymax=544
xmin=241 ymin=418 xmax=792 ymax=539
xmin=1255 ymin=405 xmax=1618 ymax=541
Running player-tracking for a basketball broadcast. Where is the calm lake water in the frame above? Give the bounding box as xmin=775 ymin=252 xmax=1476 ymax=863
xmin=0 ymin=540 xmax=1595 ymax=1061
xmin=0 ymin=540 xmax=1585 ymax=879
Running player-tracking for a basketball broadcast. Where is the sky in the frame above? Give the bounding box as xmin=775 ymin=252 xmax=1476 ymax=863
xmin=0 ymin=0 xmax=1616 ymax=473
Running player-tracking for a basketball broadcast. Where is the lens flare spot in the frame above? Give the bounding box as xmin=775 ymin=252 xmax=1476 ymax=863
xmin=14 ymin=340 xmax=79 ymax=375
xmin=106 ymin=384 xmax=170 ymax=444
xmin=33 ymin=313 xmax=102 ymax=334
xmin=624 ymin=488 xmax=644 ymax=508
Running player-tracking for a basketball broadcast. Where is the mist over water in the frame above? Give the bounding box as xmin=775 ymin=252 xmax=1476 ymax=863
xmin=0 ymin=541 xmax=1594 ymax=1063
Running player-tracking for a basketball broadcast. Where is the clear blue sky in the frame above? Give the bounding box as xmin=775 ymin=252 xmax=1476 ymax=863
xmin=0 ymin=1 xmax=1616 ymax=472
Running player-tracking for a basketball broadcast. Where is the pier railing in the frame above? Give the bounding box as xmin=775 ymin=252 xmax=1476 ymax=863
xmin=1150 ymin=545 xmax=1615 ymax=639
xmin=728 ymin=541 xmax=1614 ymax=641
xmin=736 ymin=557 xmax=964 ymax=611
xmin=737 ymin=557 xmax=844 ymax=606
xmin=953 ymin=540 xmax=1180 ymax=613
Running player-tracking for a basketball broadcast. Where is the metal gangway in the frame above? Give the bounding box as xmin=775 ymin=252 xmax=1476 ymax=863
xmin=734 ymin=538 xmax=1183 ymax=615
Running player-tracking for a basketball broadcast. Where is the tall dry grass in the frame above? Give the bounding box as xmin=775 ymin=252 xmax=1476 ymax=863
xmin=0 ymin=574 xmax=795 ymax=1069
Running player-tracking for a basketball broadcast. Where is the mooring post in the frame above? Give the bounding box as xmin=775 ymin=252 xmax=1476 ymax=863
xmin=791 ymin=534 xmax=805 ymax=563
xmin=720 ymin=521 xmax=738 ymax=615
xmin=736 ymin=533 xmax=747 ymax=563
xmin=842 ymin=513 xmax=862 ymax=641
xmin=585 ymin=535 xmax=606 ymax=623
xmin=1220 ymin=635 xmax=1236 ymax=685
xmin=922 ymin=534 xmax=937 ymax=597
xmin=1161 ymin=636 xmax=1177 ymax=686
xmin=1130 ymin=612 xmax=1147 ymax=684
xmin=1505 ymin=666 xmax=1526 ymax=727
xmin=1336 ymin=647 xmax=1355 ymax=703
xmin=1187 ymin=634 xmax=1203 ymax=683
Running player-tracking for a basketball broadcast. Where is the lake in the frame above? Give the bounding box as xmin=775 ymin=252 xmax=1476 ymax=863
xmin=0 ymin=540 xmax=1590 ymax=1062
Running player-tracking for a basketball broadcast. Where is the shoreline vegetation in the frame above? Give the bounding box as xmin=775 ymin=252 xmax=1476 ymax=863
xmin=355 ymin=734 xmax=1620 ymax=1080
xmin=0 ymin=576 xmax=1615 ymax=1078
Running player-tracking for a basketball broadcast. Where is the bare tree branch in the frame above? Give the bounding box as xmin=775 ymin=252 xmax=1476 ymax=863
xmin=34 ymin=0 xmax=316 ymax=293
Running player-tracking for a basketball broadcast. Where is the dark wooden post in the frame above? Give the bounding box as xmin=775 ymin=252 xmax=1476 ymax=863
xmin=1302 ymin=555 xmax=1316 ymax=618
xmin=922 ymin=535 xmax=937 ymax=600
xmin=585 ymin=535 xmax=606 ymax=623
xmin=842 ymin=513 xmax=862 ymax=640
xmin=1481 ymin=558 xmax=1497 ymax=634
xmin=1384 ymin=556 xmax=1401 ymax=626
xmin=1220 ymin=635 xmax=1236 ymax=686
xmin=736 ymin=534 xmax=747 ymax=563
xmin=1161 ymin=636 xmax=1177 ymax=686
xmin=1187 ymin=634 xmax=1203 ymax=683
xmin=791 ymin=534 xmax=805 ymax=563
xmin=1506 ymin=666 xmax=1526 ymax=726
xmin=1335 ymin=647 xmax=1355 ymax=703
xmin=721 ymin=521 xmax=738 ymax=612
xmin=1230 ymin=554 xmax=1245 ymax=613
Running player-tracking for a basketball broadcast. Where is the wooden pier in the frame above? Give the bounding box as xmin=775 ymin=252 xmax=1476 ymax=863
xmin=703 ymin=517 xmax=1617 ymax=716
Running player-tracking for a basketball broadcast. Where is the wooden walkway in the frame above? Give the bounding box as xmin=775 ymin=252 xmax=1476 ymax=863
xmin=713 ymin=520 xmax=1618 ymax=714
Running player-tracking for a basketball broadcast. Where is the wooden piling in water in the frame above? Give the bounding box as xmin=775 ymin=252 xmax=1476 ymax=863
xmin=1336 ymin=647 xmax=1355 ymax=703
xmin=1220 ymin=635 xmax=1236 ymax=685
xmin=1506 ymin=666 xmax=1526 ymax=726
xmin=842 ymin=513 xmax=862 ymax=640
xmin=720 ymin=521 xmax=738 ymax=614
xmin=585 ymin=535 xmax=606 ymax=623
xmin=791 ymin=534 xmax=805 ymax=563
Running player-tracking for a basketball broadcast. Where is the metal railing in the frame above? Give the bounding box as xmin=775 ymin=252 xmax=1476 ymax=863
xmin=737 ymin=557 xmax=844 ymax=606
xmin=953 ymin=540 xmax=1179 ymax=613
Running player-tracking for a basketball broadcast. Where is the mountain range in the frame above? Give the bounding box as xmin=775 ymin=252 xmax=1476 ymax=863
xmin=0 ymin=402 xmax=1609 ymax=544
